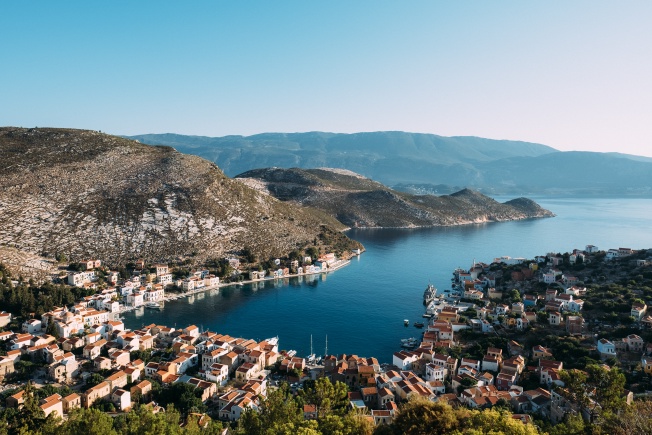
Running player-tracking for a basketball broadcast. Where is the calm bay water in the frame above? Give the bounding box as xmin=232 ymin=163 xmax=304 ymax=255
xmin=123 ymin=197 xmax=652 ymax=362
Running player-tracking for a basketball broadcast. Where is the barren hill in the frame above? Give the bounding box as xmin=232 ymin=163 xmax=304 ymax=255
xmin=0 ymin=128 xmax=361 ymax=266
xmin=235 ymin=168 xmax=555 ymax=228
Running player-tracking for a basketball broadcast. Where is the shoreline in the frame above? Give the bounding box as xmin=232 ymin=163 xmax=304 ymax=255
xmin=117 ymin=258 xmax=354 ymax=316
xmin=345 ymin=214 xmax=555 ymax=231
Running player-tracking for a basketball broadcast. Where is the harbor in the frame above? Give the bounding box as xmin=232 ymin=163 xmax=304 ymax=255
xmin=122 ymin=197 xmax=652 ymax=362
xmin=399 ymin=274 xmax=475 ymax=351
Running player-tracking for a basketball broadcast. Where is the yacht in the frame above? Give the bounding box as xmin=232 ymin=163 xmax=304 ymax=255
xmin=423 ymin=283 xmax=436 ymax=305
xmin=145 ymin=302 xmax=162 ymax=309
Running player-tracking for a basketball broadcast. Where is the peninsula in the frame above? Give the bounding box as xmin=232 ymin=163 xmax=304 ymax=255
xmin=235 ymin=167 xmax=554 ymax=228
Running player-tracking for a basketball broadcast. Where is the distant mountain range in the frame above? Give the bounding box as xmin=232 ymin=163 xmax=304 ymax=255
xmin=235 ymin=167 xmax=554 ymax=228
xmin=129 ymin=132 xmax=652 ymax=196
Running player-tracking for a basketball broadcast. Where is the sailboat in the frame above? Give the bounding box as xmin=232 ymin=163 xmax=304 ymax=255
xmin=306 ymin=334 xmax=316 ymax=364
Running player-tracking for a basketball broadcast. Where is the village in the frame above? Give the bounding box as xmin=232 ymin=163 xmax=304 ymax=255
xmin=0 ymin=245 xmax=650 ymax=432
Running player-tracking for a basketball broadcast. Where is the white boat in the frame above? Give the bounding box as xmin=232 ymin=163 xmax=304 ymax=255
xmin=400 ymin=337 xmax=419 ymax=348
xmin=306 ymin=335 xmax=316 ymax=363
xmin=404 ymin=319 xmax=409 ymax=326
xmin=145 ymin=302 xmax=162 ymax=309
xmin=423 ymin=283 xmax=436 ymax=305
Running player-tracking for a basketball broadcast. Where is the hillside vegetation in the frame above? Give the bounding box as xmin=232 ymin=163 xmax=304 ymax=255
xmin=235 ymin=168 xmax=554 ymax=228
xmin=0 ymin=128 xmax=361 ymax=267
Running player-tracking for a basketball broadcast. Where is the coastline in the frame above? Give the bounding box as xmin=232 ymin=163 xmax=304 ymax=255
xmin=347 ymin=214 xmax=555 ymax=231
xmin=117 ymin=257 xmax=354 ymax=316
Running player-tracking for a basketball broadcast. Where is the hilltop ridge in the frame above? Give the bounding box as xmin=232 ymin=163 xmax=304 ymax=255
xmin=235 ymin=167 xmax=554 ymax=228
xmin=0 ymin=128 xmax=361 ymax=267
xmin=129 ymin=131 xmax=652 ymax=196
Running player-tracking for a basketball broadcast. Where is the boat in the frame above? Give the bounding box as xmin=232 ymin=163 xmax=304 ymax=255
xmin=144 ymin=302 xmax=161 ymax=309
xmin=413 ymin=322 xmax=425 ymax=328
xmin=422 ymin=313 xmax=432 ymax=318
xmin=400 ymin=337 xmax=419 ymax=348
xmin=423 ymin=283 xmax=436 ymax=305
xmin=404 ymin=319 xmax=409 ymax=326
xmin=306 ymin=335 xmax=316 ymax=363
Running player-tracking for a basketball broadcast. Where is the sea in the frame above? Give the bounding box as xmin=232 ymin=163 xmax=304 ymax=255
xmin=123 ymin=197 xmax=652 ymax=363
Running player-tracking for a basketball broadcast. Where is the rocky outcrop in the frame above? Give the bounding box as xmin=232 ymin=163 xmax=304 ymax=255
xmin=0 ymin=128 xmax=361 ymax=267
xmin=236 ymin=168 xmax=555 ymax=228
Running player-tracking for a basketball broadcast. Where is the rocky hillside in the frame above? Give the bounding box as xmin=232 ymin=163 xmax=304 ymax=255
xmin=235 ymin=168 xmax=555 ymax=228
xmin=0 ymin=128 xmax=362 ymax=267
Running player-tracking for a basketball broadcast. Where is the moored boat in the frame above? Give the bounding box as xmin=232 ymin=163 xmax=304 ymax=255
xmin=400 ymin=337 xmax=419 ymax=348
xmin=423 ymin=283 xmax=436 ymax=305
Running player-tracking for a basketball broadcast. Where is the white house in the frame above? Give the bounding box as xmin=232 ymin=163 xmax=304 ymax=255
xmin=127 ymin=292 xmax=144 ymax=307
xmin=206 ymin=363 xmax=229 ymax=386
xmin=158 ymin=274 xmax=173 ymax=286
xmin=111 ymin=389 xmax=131 ymax=411
xmin=567 ymin=299 xmax=584 ymax=312
xmin=495 ymin=305 xmax=510 ymax=315
xmin=548 ymin=312 xmax=561 ymax=326
xmin=597 ymin=339 xmax=616 ymax=358
xmin=22 ymin=319 xmax=42 ymax=334
xmin=392 ymin=351 xmax=417 ymax=371
xmin=425 ymin=363 xmax=447 ymax=382
xmin=67 ymin=271 xmax=96 ymax=287
xmin=585 ymin=245 xmax=599 ymax=253
xmin=143 ymin=287 xmax=165 ymax=302
xmin=204 ymin=275 xmax=220 ymax=287
xmin=632 ymin=304 xmax=648 ymax=321
xmin=0 ymin=312 xmax=11 ymax=328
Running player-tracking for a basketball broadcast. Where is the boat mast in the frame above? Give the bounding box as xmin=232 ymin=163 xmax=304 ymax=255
xmin=310 ymin=334 xmax=313 ymax=355
xmin=325 ymin=335 xmax=328 ymax=356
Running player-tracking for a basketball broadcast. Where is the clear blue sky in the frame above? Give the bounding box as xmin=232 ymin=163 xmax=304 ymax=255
xmin=2 ymin=1 xmax=651 ymax=156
